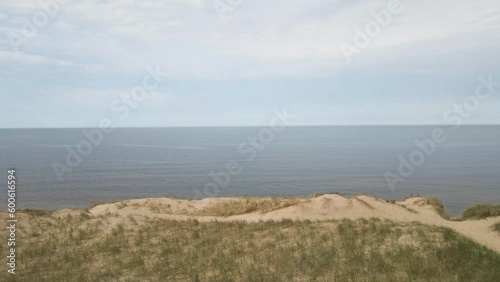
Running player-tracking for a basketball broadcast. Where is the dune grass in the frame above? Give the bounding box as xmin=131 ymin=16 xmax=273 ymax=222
xmin=462 ymin=204 xmax=500 ymax=219
xmin=1 ymin=211 xmax=500 ymax=281
xmin=17 ymin=209 xmax=52 ymax=217
xmin=493 ymin=222 xmax=500 ymax=233
xmin=311 ymin=192 xmax=343 ymax=198
xmin=197 ymin=197 xmax=307 ymax=217
xmin=416 ymin=197 xmax=449 ymax=219
xmin=403 ymin=193 xmax=422 ymax=200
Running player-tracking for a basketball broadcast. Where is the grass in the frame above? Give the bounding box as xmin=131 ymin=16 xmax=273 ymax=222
xmin=197 ymin=197 xmax=307 ymax=216
xmin=403 ymin=193 xmax=422 ymax=200
xmin=354 ymin=197 xmax=375 ymax=210
xmin=1 ymin=211 xmax=500 ymax=281
xmin=492 ymin=222 xmax=500 ymax=233
xmin=402 ymin=206 xmax=419 ymax=214
xmin=350 ymin=193 xmax=384 ymax=201
xmin=416 ymin=197 xmax=449 ymax=219
xmin=311 ymin=192 xmax=343 ymax=198
xmin=88 ymin=199 xmax=123 ymax=210
xmin=462 ymin=204 xmax=500 ymax=219
xmin=17 ymin=209 xmax=52 ymax=217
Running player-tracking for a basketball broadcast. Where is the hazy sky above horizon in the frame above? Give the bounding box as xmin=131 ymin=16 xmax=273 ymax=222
xmin=1 ymin=0 xmax=500 ymax=128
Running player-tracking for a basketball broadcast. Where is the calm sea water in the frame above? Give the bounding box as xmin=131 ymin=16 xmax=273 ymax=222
xmin=1 ymin=126 xmax=499 ymax=216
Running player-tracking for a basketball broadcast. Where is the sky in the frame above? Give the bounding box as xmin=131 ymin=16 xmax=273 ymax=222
xmin=1 ymin=0 xmax=500 ymax=128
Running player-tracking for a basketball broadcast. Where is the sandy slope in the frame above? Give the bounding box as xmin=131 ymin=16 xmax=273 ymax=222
xmin=87 ymin=195 xmax=500 ymax=253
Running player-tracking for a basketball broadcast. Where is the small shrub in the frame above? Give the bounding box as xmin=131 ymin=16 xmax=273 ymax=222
xmin=492 ymin=222 xmax=500 ymax=233
xmin=462 ymin=204 xmax=500 ymax=219
xmin=19 ymin=209 xmax=52 ymax=217
xmin=80 ymin=212 xmax=91 ymax=220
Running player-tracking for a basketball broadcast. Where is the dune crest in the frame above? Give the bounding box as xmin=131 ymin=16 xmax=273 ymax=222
xmin=87 ymin=194 xmax=500 ymax=253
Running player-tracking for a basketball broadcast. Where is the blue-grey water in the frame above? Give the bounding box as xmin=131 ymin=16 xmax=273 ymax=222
xmin=1 ymin=126 xmax=499 ymax=216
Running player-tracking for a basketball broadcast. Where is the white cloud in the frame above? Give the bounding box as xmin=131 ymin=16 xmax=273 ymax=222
xmin=0 ymin=50 xmax=81 ymax=68
xmin=0 ymin=50 xmax=50 ymax=64
xmin=41 ymin=87 xmax=177 ymax=108
xmin=0 ymin=0 xmax=499 ymax=79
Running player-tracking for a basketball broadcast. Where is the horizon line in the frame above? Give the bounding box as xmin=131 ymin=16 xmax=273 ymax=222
xmin=1 ymin=124 xmax=500 ymax=130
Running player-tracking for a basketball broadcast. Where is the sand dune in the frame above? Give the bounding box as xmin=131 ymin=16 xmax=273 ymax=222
xmin=87 ymin=194 xmax=500 ymax=253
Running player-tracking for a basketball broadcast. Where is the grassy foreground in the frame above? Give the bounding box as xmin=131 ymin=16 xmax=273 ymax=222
xmin=2 ymin=211 xmax=500 ymax=281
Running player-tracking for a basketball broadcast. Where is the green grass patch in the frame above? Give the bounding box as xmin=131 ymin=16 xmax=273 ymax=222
xmin=492 ymin=222 xmax=500 ymax=233
xmin=462 ymin=204 xmax=500 ymax=219
xmin=1 ymin=213 xmax=500 ymax=281
xmin=18 ymin=209 xmax=53 ymax=217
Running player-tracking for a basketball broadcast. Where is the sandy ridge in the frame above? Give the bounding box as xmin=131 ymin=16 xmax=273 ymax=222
xmin=85 ymin=195 xmax=500 ymax=253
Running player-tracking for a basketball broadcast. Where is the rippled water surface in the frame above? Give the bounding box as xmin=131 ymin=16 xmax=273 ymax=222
xmin=1 ymin=126 xmax=499 ymax=216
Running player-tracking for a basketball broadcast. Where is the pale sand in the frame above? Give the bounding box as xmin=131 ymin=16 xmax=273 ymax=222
xmin=87 ymin=195 xmax=500 ymax=253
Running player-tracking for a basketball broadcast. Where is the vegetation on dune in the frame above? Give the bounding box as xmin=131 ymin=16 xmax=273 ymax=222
xmin=493 ymin=222 xmax=500 ymax=233
xmin=17 ymin=209 xmax=53 ymax=217
xmin=88 ymin=199 xmax=125 ymax=210
xmin=353 ymin=197 xmax=375 ymax=209
xmin=403 ymin=193 xmax=422 ymax=200
xmin=462 ymin=204 xmax=500 ymax=219
xmin=197 ymin=197 xmax=307 ymax=217
xmin=1 ymin=212 xmax=500 ymax=281
xmin=416 ymin=197 xmax=449 ymax=219
xmin=311 ymin=192 xmax=343 ymax=198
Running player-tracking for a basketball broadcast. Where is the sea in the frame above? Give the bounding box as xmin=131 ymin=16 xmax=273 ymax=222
xmin=1 ymin=126 xmax=499 ymax=216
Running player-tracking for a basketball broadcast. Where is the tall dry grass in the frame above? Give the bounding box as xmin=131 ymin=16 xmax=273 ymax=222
xmin=1 ymin=210 xmax=500 ymax=281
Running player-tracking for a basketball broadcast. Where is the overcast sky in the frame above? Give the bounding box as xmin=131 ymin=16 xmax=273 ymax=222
xmin=1 ymin=0 xmax=499 ymax=128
